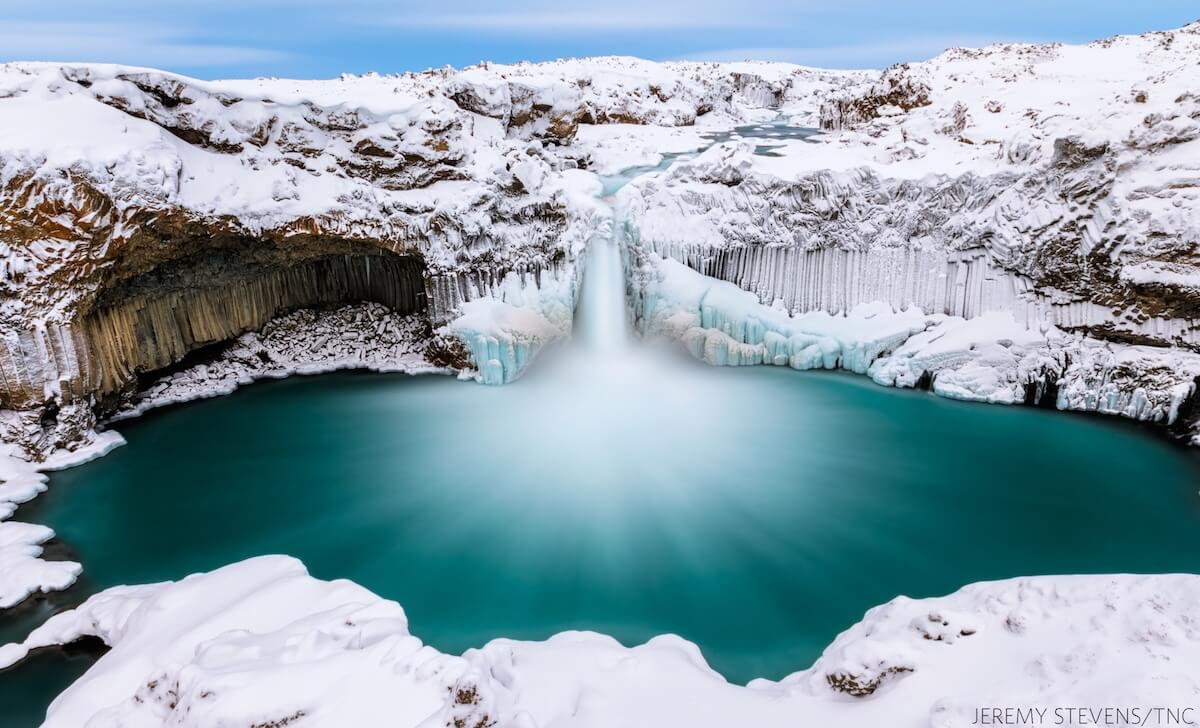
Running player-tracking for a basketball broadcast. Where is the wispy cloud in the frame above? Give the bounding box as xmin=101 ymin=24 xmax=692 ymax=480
xmin=389 ymin=9 xmax=765 ymax=31
xmin=678 ymin=35 xmax=1039 ymax=69
xmin=0 ymin=20 xmax=288 ymax=68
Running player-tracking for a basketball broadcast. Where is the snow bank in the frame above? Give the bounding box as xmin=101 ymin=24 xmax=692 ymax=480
xmin=6 ymin=556 xmax=1200 ymax=728
xmin=573 ymin=122 xmax=711 ymax=175
xmin=112 ymin=303 xmax=446 ymax=420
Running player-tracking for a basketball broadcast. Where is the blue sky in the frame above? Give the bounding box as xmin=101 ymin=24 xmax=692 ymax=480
xmin=1 ymin=1 xmax=1197 ymax=79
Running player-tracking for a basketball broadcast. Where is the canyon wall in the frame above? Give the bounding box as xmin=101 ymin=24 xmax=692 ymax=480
xmin=5 ymin=25 xmax=1200 ymax=454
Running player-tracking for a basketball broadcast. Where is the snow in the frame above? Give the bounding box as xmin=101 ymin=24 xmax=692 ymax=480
xmin=1122 ymin=261 xmax=1200 ymax=290
xmin=573 ymin=122 xmax=711 ymax=175
xmin=5 ymin=555 xmax=1200 ymax=728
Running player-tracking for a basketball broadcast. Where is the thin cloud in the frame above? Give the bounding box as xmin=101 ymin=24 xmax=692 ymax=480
xmin=390 ymin=10 xmax=764 ymax=31
xmin=0 ymin=20 xmax=288 ymax=68
xmin=678 ymin=35 xmax=1039 ymax=69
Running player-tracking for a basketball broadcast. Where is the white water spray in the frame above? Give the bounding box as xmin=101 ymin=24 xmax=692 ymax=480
xmin=573 ymin=220 xmax=629 ymax=353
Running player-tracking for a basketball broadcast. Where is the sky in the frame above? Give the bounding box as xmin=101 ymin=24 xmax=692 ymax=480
xmin=1 ymin=1 xmax=1197 ymax=79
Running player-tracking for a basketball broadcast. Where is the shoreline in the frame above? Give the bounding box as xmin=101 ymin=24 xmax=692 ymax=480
xmin=7 ymin=557 xmax=1200 ymax=728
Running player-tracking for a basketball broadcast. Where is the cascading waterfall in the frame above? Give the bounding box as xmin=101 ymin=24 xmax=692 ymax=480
xmin=461 ymin=124 xmax=826 ymax=386
xmin=570 ymin=122 xmax=818 ymax=357
xmin=573 ymin=221 xmax=630 ymax=353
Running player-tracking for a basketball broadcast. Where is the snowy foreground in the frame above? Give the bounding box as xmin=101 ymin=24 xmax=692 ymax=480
xmin=4 ymin=555 xmax=1200 ymax=728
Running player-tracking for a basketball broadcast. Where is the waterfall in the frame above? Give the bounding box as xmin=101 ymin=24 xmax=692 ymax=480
xmin=573 ymin=221 xmax=629 ymax=353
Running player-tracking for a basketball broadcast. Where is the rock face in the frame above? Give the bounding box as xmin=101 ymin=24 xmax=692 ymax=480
xmin=3 ymin=24 xmax=1200 ymax=455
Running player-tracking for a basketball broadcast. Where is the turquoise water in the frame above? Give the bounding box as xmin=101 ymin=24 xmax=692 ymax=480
xmin=4 ymin=347 xmax=1200 ymax=725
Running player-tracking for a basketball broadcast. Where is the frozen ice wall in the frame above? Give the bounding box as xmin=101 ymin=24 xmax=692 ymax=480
xmin=445 ymin=268 xmax=576 ymax=385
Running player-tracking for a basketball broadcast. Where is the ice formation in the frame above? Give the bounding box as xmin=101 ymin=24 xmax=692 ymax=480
xmin=5 ymin=556 xmax=1200 ymax=728
xmin=633 ymin=252 xmax=1200 ymax=425
xmin=446 ymin=267 xmax=576 ymax=384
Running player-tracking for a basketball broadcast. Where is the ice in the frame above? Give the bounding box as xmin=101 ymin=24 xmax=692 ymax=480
xmin=634 ymin=252 xmax=1200 ymax=419
xmin=636 ymin=254 xmax=934 ymax=374
xmin=446 ymin=269 xmax=575 ymax=384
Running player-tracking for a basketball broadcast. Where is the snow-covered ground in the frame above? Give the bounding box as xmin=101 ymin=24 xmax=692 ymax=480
xmin=4 ymin=556 xmax=1200 ymax=728
xmin=112 ymin=303 xmax=447 ymax=419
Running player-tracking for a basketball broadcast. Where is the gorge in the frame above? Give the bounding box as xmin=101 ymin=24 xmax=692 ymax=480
xmin=3 ymin=19 xmax=1200 ymax=728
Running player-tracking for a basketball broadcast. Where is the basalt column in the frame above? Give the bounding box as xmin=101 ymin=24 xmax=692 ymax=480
xmin=1 ymin=251 xmax=427 ymax=415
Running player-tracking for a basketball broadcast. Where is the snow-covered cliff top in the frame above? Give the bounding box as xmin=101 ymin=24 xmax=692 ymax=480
xmin=5 ymin=21 xmax=1199 ymax=328
xmin=620 ymin=22 xmax=1200 ymax=362
xmin=0 ymin=56 xmax=853 ymax=317
xmin=765 ymin=21 xmax=1200 ymax=178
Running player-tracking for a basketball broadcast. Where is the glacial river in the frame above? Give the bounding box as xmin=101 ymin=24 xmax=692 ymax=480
xmin=5 ymin=122 xmax=1200 ymax=725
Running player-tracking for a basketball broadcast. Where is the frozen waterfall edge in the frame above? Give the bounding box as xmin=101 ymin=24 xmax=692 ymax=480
xmin=629 ymin=251 xmax=1200 ymax=445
